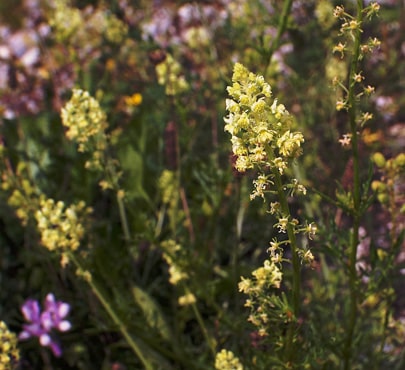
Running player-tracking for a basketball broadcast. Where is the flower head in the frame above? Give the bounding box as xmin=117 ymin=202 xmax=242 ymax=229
xmin=19 ymin=294 xmax=71 ymax=357
xmin=35 ymin=198 xmax=91 ymax=257
xmin=61 ymin=89 xmax=108 ymax=170
xmin=224 ymin=63 xmax=304 ymax=177
xmin=215 ymin=349 xmax=243 ymax=370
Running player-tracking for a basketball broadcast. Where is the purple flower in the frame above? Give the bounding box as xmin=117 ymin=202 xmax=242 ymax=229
xmin=19 ymin=293 xmax=71 ymax=357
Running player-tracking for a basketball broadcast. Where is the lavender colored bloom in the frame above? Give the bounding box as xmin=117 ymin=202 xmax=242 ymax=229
xmin=19 ymin=294 xmax=71 ymax=357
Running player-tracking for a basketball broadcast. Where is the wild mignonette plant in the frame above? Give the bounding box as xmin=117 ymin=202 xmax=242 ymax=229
xmin=223 ymin=62 xmax=315 ymax=367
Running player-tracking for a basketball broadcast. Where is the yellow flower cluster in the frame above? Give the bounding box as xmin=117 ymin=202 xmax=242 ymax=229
xmin=239 ymin=259 xmax=282 ymax=295
xmin=1 ymin=162 xmax=42 ymax=225
xmin=49 ymin=0 xmax=82 ymax=42
xmin=372 ymin=152 xmax=405 ymax=215
xmin=105 ymin=13 xmax=128 ymax=44
xmin=50 ymin=0 xmax=128 ymax=46
xmin=160 ymin=240 xmax=188 ymax=285
xmin=35 ymin=198 xmax=91 ymax=255
xmin=61 ymin=89 xmax=108 ymax=170
xmin=224 ymin=63 xmax=304 ymax=174
xmin=156 ymin=54 xmax=189 ymax=96
xmin=0 ymin=321 xmax=19 ymax=370
xmin=214 ymin=349 xmax=243 ymax=370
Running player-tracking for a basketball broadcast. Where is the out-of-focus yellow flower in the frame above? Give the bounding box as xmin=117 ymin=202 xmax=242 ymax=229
xmin=215 ymin=349 xmax=243 ymax=370
xmin=178 ymin=293 xmax=196 ymax=306
xmin=0 ymin=321 xmax=19 ymax=370
xmin=124 ymin=93 xmax=143 ymax=107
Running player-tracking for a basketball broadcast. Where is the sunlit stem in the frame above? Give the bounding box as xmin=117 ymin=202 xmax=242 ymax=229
xmin=184 ymin=286 xmax=217 ymax=357
xmin=265 ymin=0 xmax=294 ymax=76
xmin=69 ymin=253 xmax=153 ymax=370
xmin=105 ymin=158 xmax=132 ymax=244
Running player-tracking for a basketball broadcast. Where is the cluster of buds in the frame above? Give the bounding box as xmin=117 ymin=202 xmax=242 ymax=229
xmin=160 ymin=240 xmax=188 ymax=286
xmin=35 ymin=198 xmax=91 ymax=264
xmin=155 ymin=54 xmax=189 ymax=96
xmin=160 ymin=240 xmax=196 ymax=307
xmin=238 ymin=259 xmax=283 ymax=336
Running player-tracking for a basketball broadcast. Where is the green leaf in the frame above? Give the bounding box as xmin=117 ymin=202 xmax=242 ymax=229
xmin=118 ymin=146 xmax=150 ymax=202
xmin=131 ymin=285 xmax=172 ymax=342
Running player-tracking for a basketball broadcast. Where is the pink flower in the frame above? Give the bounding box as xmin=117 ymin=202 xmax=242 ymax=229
xmin=19 ymin=294 xmax=71 ymax=357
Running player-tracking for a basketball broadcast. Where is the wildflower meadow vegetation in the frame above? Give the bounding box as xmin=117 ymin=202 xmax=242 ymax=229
xmin=0 ymin=0 xmax=404 ymax=369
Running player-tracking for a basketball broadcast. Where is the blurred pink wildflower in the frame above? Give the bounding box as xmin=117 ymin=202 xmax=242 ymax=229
xmin=19 ymin=293 xmax=71 ymax=357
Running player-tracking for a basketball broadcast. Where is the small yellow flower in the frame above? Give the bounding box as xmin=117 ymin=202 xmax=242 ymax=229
xmin=364 ymin=85 xmax=375 ymax=95
xmin=124 ymin=93 xmax=143 ymax=107
xmin=305 ymin=222 xmax=318 ymax=240
xmin=276 ymin=217 xmax=289 ymax=233
xmin=349 ymin=20 xmax=361 ymax=30
xmin=238 ymin=277 xmax=252 ymax=294
xmin=353 ymin=72 xmax=364 ymax=83
xmin=178 ymin=293 xmax=196 ymax=306
xmin=333 ymin=42 xmax=346 ymax=58
xmin=336 ymin=100 xmax=346 ymax=111
xmin=369 ymin=37 xmax=381 ymax=48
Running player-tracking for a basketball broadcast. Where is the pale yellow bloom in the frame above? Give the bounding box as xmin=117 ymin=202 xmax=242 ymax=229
xmin=178 ymin=293 xmax=196 ymax=306
xmin=215 ymin=349 xmax=243 ymax=370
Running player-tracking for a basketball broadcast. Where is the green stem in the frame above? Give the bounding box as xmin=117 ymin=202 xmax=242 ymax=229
xmin=265 ymin=0 xmax=294 ymax=76
xmin=116 ymin=192 xmax=131 ymax=243
xmin=265 ymin=147 xmax=301 ymax=363
xmin=185 ymin=286 xmax=216 ymax=358
xmin=69 ymin=253 xmax=153 ymax=370
xmin=343 ymin=2 xmax=363 ymax=369
xmin=105 ymin=159 xmax=132 ymax=244
xmin=272 ymin=167 xmax=301 ymax=363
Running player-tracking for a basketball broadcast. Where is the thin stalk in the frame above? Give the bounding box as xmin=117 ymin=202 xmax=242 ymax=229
xmin=272 ymin=167 xmax=301 ymax=363
xmin=343 ymin=1 xmax=363 ymax=369
xmin=116 ymin=192 xmax=131 ymax=243
xmin=105 ymin=159 xmax=132 ymax=244
xmin=69 ymin=253 xmax=153 ymax=370
xmin=265 ymin=0 xmax=294 ymax=76
xmin=266 ymin=147 xmax=301 ymax=363
xmin=185 ymin=287 xmax=216 ymax=358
